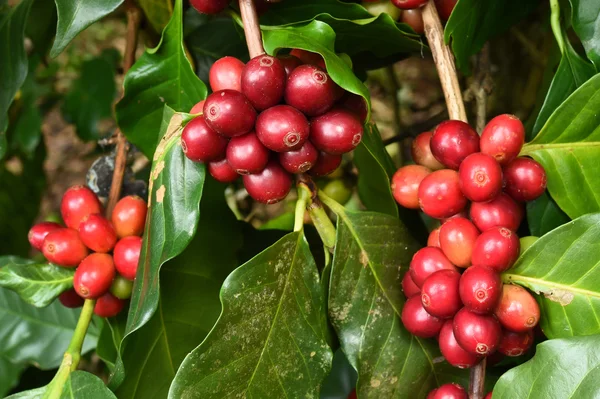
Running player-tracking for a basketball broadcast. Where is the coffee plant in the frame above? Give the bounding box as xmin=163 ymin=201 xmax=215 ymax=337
xmin=1 ymin=0 xmax=599 ymax=397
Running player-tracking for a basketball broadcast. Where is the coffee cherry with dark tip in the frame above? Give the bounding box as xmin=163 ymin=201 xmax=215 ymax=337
xmin=310 ymin=108 xmax=363 ymax=155
xmin=79 ymin=214 xmax=117 ymax=253
xmin=435 ymin=0 xmax=458 ymax=21
xmin=503 ymin=157 xmax=547 ymax=202
xmin=401 ymin=9 xmax=424 ymax=34
xmin=402 ymin=271 xmax=421 ymax=298
xmin=58 ymin=288 xmax=85 ymax=308
xmin=278 ymin=141 xmax=319 ymax=174
xmin=61 ymin=186 xmax=103 ymax=230
xmin=418 ymin=169 xmax=467 ymax=219
xmin=471 ymin=227 xmax=520 ymax=272
xmin=241 ymin=55 xmax=286 ymax=111
xmin=421 ymin=269 xmax=462 ymax=319
xmin=289 ymin=49 xmax=324 ymax=67
xmin=470 ymin=193 xmax=523 ymax=232
xmin=203 ymin=90 xmax=256 ymax=137
xmin=480 ymin=114 xmax=525 ymax=166
xmin=255 ymin=105 xmax=310 ymax=152
xmin=459 ymin=266 xmax=502 ymax=314
xmin=494 ymin=284 xmax=540 ymax=332
xmin=458 ymin=153 xmax=503 ymax=202
xmin=438 ymin=321 xmax=480 ymax=369
xmin=190 ymin=0 xmax=229 ymax=15
xmin=439 ymin=217 xmax=479 ymax=268
xmin=28 ymin=222 xmax=62 ymax=251
xmin=498 ymin=329 xmax=534 ymax=357
xmin=277 ymin=54 xmax=302 ymax=77
xmin=409 ymin=246 xmax=458 ymax=287
xmin=284 ymin=65 xmax=338 ymax=116
xmin=411 ymin=132 xmax=444 ymax=170
xmin=181 ymin=117 xmax=228 ymax=163
xmin=73 ymin=253 xmax=116 ymax=299
xmin=430 ymin=383 xmax=467 ymax=399
xmin=111 ymin=196 xmax=147 ymax=238
xmin=401 ymin=295 xmax=444 ymax=338
xmin=114 ymin=236 xmax=142 ymax=281
xmin=430 ymin=120 xmax=479 ymax=170
xmin=243 ymin=160 xmax=292 ymax=204
xmin=338 ymin=93 xmax=368 ymax=124
xmin=226 ymin=132 xmax=270 ymax=175
xmin=209 ymin=56 xmax=244 ymax=92
xmin=94 ymin=292 xmax=125 ymax=318
xmin=308 ymin=151 xmax=342 ymax=177
xmin=453 ymin=307 xmax=502 ymax=356
xmin=42 ymin=228 xmax=89 ymax=267
xmin=208 ymin=158 xmax=240 ymax=183
xmin=391 ymin=165 xmax=431 ymax=209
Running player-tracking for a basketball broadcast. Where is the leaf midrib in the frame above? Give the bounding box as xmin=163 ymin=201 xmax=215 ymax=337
xmin=503 ymin=274 xmax=600 ymax=299
xmin=521 ymin=141 xmax=600 ymax=154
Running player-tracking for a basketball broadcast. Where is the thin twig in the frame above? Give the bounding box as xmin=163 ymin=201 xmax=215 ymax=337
xmin=239 ymin=0 xmax=265 ymax=58
xmin=469 ymin=358 xmax=487 ymax=399
xmin=107 ymin=2 xmax=142 ymax=216
xmin=464 ymin=43 xmax=493 ymax=132
xmin=422 ymin=1 xmax=467 ymax=122
xmin=297 ymin=174 xmax=336 ymax=249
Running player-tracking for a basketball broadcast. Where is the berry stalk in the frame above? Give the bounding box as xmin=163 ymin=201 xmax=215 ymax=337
xmin=239 ymin=0 xmax=266 ymax=58
xmin=298 ymin=174 xmax=336 ymax=249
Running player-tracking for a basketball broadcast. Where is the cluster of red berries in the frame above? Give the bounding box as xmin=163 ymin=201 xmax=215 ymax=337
xmin=391 ymin=114 xmax=546 ymax=397
xmin=181 ymin=50 xmax=367 ymax=204
xmin=28 ymin=186 xmax=147 ymax=317
xmin=362 ymin=0 xmax=457 ymax=34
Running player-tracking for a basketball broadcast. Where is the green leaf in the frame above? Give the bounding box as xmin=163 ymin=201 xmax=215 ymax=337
xmin=493 ymin=336 xmax=600 ymax=398
xmin=96 ymin=313 xmax=127 ymax=371
xmin=62 ymin=53 xmax=117 ymax=141
xmin=262 ymin=20 xmax=370 ymax=116
xmin=116 ymin=0 xmax=207 ymax=157
xmin=138 ymin=0 xmax=172 ymax=33
xmin=532 ymin=31 xmax=596 ymax=136
xmin=6 ymin=371 xmax=117 ymax=399
xmin=0 ymin=260 xmax=74 ymax=308
xmin=0 ymin=287 xmax=100 ymax=369
xmin=0 ymin=356 xmax=25 ymax=398
xmin=570 ymin=0 xmax=600 ymax=69
xmin=169 ymin=231 xmax=333 ymax=398
xmin=50 ymin=0 xmax=124 ymax=58
xmin=354 ymin=123 xmax=398 ymax=217
xmin=444 ymin=0 xmax=538 ymax=73
xmin=25 ymin=0 xmax=57 ymax=56
xmin=503 ymin=212 xmax=600 ymax=338
xmin=0 ymin=0 xmax=33 ymax=156
xmin=521 ymin=73 xmax=600 ymax=219
xmin=259 ymin=0 xmax=422 ymax=67
xmin=322 ymin=200 xmax=466 ymax=398
xmin=320 ymin=349 xmax=357 ymax=399
xmin=526 ymin=191 xmax=570 ymax=236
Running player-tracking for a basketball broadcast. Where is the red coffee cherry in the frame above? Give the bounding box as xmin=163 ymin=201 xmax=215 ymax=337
xmin=255 ymin=105 xmax=310 ymax=152
xmin=453 ymin=307 xmax=502 ymax=356
xmin=494 ymin=285 xmax=540 ymax=332
xmin=409 ymin=246 xmax=458 ymax=287
xmin=289 ymin=49 xmax=325 ymax=67
xmin=421 ymin=269 xmax=462 ymax=319
xmin=458 ymin=153 xmax=503 ymax=202
xmin=78 ymin=214 xmax=117 ymax=253
xmin=189 ymin=100 xmax=205 ymax=114
xmin=28 ymin=222 xmax=62 ymax=251
xmin=112 ymin=196 xmax=147 ymax=238
xmin=209 ymin=56 xmax=244 ymax=92
xmin=277 ymin=54 xmax=302 ymax=77
xmin=401 ymin=9 xmax=424 ymax=34
xmin=310 ymin=108 xmax=363 ymax=154
xmin=226 ymin=132 xmax=270 ymax=175
xmin=411 ymin=132 xmax=444 ymax=171
xmin=401 ymin=295 xmax=444 ymax=338
xmin=427 ymin=390 xmax=438 ymax=399
xmin=391 ymin=165 xmax=431 ymax=209
xmin=308 ymin=151 xmax=342 ymax=177
xmin=190 ymin=0 xmax=229 ymax=14
xmin=58 ymin=288 xmax=84 ymax=308
xmin=241 ymin=55 xmax=286 ymax=111
xmin=402 ymin=272 xmax=421 ymax=298
xmin=470 ymin=193 xmax=523 ymax=232
xmin=391 ymin=0 xmax=428 ymax=9
xmin=430 ymin=120 xmax=480 ymax=170
xmin=207 ymin=158 xmax=239 ymax=183
xmin=181 ymin=117 xmax=228 ymax=163
xmin=480 ymin=114 xmax=525 ymax=166
xmin=431 ymin=383 xmax=467 ymax=399
xmin=243 ymin=160 xmax=292 ymax=204
xmin=42 ymin=228 xmax=89 ymax=267
xmin=285 ymin=65 xmax=338 ymax=116
xmin=94 ymin=292 xmax=125 ymax=318
xmin=278 ymin=141 xmax=319 ymax=174
xmin=438 ymin=321 xmax=480 ymax=369
xmin=114 ymin=236 xmax=142 ymax=281
xmin=434 ymin=0 xmax=457 ymax=21
xmin=503 ymin=157 xmax=547 ymax=202
xmin=498 ymin=329 xmax=534 ymax=357
xmin=459 ymin=266 xmax=502 ymax=314
xmin=73 ymin=253 xmax=116 ymax=299
xmin=471 ymin=227 xmax=520 ymax=272
xmin=439 ymin=217 xmax=479 ymax=268
xmin=418 ymin=169 xmax=467 ymax=219
xmin=61 ymin=186 xmax=103 ymax=230
xmin=338 ymin=93 xmax=368 ymax=124
xmin=203 ymin=90 xmax=256 ymax=137
xmin=428 ymin=227 xmax=441 ymax=248
xmin=483 ymin=393 xmax=493 ymax=399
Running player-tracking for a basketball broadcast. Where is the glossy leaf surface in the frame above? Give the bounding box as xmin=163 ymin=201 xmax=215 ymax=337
xmin=570 ymin=0 xmax=600 ymax=68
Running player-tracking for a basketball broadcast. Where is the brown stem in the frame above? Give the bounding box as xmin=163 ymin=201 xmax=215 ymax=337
xmin=422 ymin=1 xmax=467 ymax=123
xmin=106 ymin=2 xmax=142 ymax=217
xmin=464 ymin=43 xmax=492 ymax=132
xmin=469 ymin=358 xmax=487 ymax=399
xmin=239 ymin=0 xmax=265 ymax=58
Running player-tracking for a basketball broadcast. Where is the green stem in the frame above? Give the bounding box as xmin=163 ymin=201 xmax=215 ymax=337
xmin=294 ymin=185 xmax=309 ymax=232
xmin=550 ymin=0 xmax=565 ymax=55
xmin=318 ymin=189 xmax=345 ymax=215
xmin=43 ymin=299 xmax=96 ymax=399
xmin=296 ymin=176 xmax=337 ymax=249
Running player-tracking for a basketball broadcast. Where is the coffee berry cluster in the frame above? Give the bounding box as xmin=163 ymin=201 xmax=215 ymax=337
xmin=391 ymin=114 xmax=547 ymax=399
xmin=28 ymin=186 xmax=147 ymax=317
xmin=181 ymin=49 xmax=367 ymax=204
